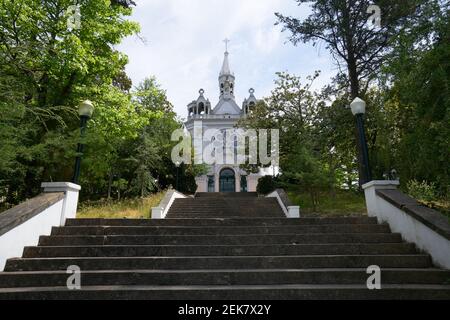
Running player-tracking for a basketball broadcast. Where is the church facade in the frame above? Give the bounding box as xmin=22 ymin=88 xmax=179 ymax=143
xmin=184 ymin=49 xmax=262 ymax=193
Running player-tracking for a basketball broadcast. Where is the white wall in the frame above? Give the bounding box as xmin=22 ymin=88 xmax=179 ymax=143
xmin=363 ymin=180 xmax=450 ymax=269
xmin=0 ymin=199 xmax=63 ymax=270
xmin=0 ymin=182 xmax=80 ymax=271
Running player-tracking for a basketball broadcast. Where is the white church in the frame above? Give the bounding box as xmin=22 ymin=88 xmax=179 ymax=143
xmin=184 ymin=47 xmax=266 ymax=193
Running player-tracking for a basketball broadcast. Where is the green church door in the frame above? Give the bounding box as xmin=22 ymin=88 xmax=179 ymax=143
xmin=219 ymin=168 xmax=235 ymax=192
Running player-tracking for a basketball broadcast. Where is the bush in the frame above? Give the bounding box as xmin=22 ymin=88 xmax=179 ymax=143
xmin=406 ymin=179 xmax=437 ymax=202
xmin=257 ymin=175 xmax=276 ymax=194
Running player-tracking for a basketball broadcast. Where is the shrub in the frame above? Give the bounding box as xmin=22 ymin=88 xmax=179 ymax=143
xmin=257 ymin=175 xmax=276 ymax=194
xmin=406 ymin=179 xmax=437 ymax=202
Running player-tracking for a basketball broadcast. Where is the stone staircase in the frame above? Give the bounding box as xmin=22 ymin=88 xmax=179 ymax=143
xmin=168 ymin=192 xmax=283 ymax=218
xmin=0 ymin=192 xmax=449 ymax=299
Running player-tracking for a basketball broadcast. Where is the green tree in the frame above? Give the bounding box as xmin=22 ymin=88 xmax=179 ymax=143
xmin=239 ymin=72 xmax=330 ymax=204
xmin=382 ymin=3 xmax=450 ymax=196
xmin=0 ymin=0 xmax=140 ymax=205
xmin=275 ymin=0 xmax=438 ymax=187
xmin=275 ymin=0 xmax=427 ymax=98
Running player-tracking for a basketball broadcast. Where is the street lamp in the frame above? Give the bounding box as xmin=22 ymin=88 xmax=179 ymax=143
xmin=350 ymin=97 xmax=372 ymax=185
xmin=175 ymin=161 xmax=181 ymax=190
xmin=72 ymin=100 xmax=94 ymax=184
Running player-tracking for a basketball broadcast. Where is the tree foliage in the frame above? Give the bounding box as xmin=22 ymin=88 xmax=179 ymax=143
xmin=273 ymin=0 xmax=449 ymax=200
xmin=275 ymin=0 xmax=428 ymax=98
xmin=0 ymin=1 xmax=182 ymax=207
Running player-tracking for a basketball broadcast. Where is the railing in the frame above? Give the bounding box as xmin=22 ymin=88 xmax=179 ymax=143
xmin=151 ymin=189 xmax=188 ymax=219
xmin=266 ymin=188 xmax=300 ymax=218
xmin=0 ymin=182 xmax=80 ymax=270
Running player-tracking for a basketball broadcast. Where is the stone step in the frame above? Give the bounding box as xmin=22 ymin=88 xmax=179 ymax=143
xmin=195 ymin=192 xmax=258 ymax=197
xmin=4 ymin=254 xmax=432 ymax=271
xmin=167 ymin=210 xmax=286 ymax=219
xmin=168 ymin=197 xmax=285 ymax=217
xmin=169 ymin=206 xmax=281 ymax=209
xmin=170 ymin=199 xmax=275 ymax=203
xmin=169 ymin=202 xmax=276 ymax=205
xmin=167 ymin=209 xmax=280 ymax=212
xmin=167 ymin=208 xmax=282 ymax=213
xmin=169 ymin=202 xmax=280 ymax=206
xmin=38 ymin=233 xmax=402 ymax=246
xmin=1 ymin=269 xmax=449 ymax=288
xmin=22 ymin=243 xmax=417 ymax=258
xmin=172 ymin=198 xmax=274 ymax=203
xmin=65 ymin=217 xmax=378 ymax=227
xmin=50 ymin=224 xmax=391 ymax=236
xmin=1 ymin=284 xmax=449 ymax=300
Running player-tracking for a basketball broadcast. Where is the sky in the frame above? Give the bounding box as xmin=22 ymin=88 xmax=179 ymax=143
xmin=117 ymin=0 xmax=337 ymax=119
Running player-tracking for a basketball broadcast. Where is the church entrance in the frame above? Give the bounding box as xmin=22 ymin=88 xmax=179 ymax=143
xmin=219 ymin=168 xmax=235 ymax=192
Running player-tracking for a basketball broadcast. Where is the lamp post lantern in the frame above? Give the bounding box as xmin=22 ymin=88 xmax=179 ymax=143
xmin=72 ymin=100 xmax=94 ymax=184
xmin=350 ymin=97 xmax=372 ymax=185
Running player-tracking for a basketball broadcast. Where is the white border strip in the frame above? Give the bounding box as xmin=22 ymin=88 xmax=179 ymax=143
xmin=151 ymin=190 xmax=187 ymax=219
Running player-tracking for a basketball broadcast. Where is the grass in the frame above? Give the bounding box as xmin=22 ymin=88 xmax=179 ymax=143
xmin=287 ymin=189 xmax=367 ymax=217
xmin=76 ymin=188 xmax=366 ymax=219
xmin=415 ymin=198 xmax=450 ymax=222
xmin=77 ymin=192 xmax=165 ymax=219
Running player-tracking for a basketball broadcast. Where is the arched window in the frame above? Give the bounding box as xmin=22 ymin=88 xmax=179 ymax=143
xmin=198 ymin=102 xmax=205 ymax=115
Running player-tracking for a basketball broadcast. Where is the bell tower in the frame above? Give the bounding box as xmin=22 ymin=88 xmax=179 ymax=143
xmin=218 ymin=38 xmax=235 ymax=100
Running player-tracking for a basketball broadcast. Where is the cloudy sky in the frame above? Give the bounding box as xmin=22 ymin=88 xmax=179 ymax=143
xmin=117 ymin=0 xmax=336 ymax=119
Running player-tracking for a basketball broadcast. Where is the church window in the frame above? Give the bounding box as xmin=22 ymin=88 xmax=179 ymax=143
xmin=207 ymin=176 xmax=215 ymax=192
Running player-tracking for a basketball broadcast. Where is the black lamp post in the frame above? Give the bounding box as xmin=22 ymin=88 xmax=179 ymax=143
xmin=72 ymin=100 xmax=94 ymax=184
xmin=350 ymin=97 xmax=372 ymax=185
xmin=175 ymin=161 xmax=180 ymax=190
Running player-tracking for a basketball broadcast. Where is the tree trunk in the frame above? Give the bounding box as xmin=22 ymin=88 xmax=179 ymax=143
xmin=309 ymin=189 xmax=317 ymax=212
xmin=347 ymin=57 xmax=359 ymax=99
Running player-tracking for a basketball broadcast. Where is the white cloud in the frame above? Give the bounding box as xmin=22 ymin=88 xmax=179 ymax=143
xmin=117 ymin=0 xmax=336 ymax=118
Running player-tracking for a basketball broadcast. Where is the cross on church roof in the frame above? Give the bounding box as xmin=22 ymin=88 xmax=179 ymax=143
xmin=223 ymin=38 xmax=230 ymax=52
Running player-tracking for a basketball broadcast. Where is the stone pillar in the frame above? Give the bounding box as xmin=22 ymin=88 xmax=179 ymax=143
xmin=287 ymin=206 xmax=300 ymax=218
xmin=41 ymin=182 xmax=81 ymax=225
xmin=235 ymin=169 xmax=240 ymax=192
xmin=362 ymin=180 xmax=399 ymax=219
xmin=215 ymin=173 xmax=220 ymax=192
